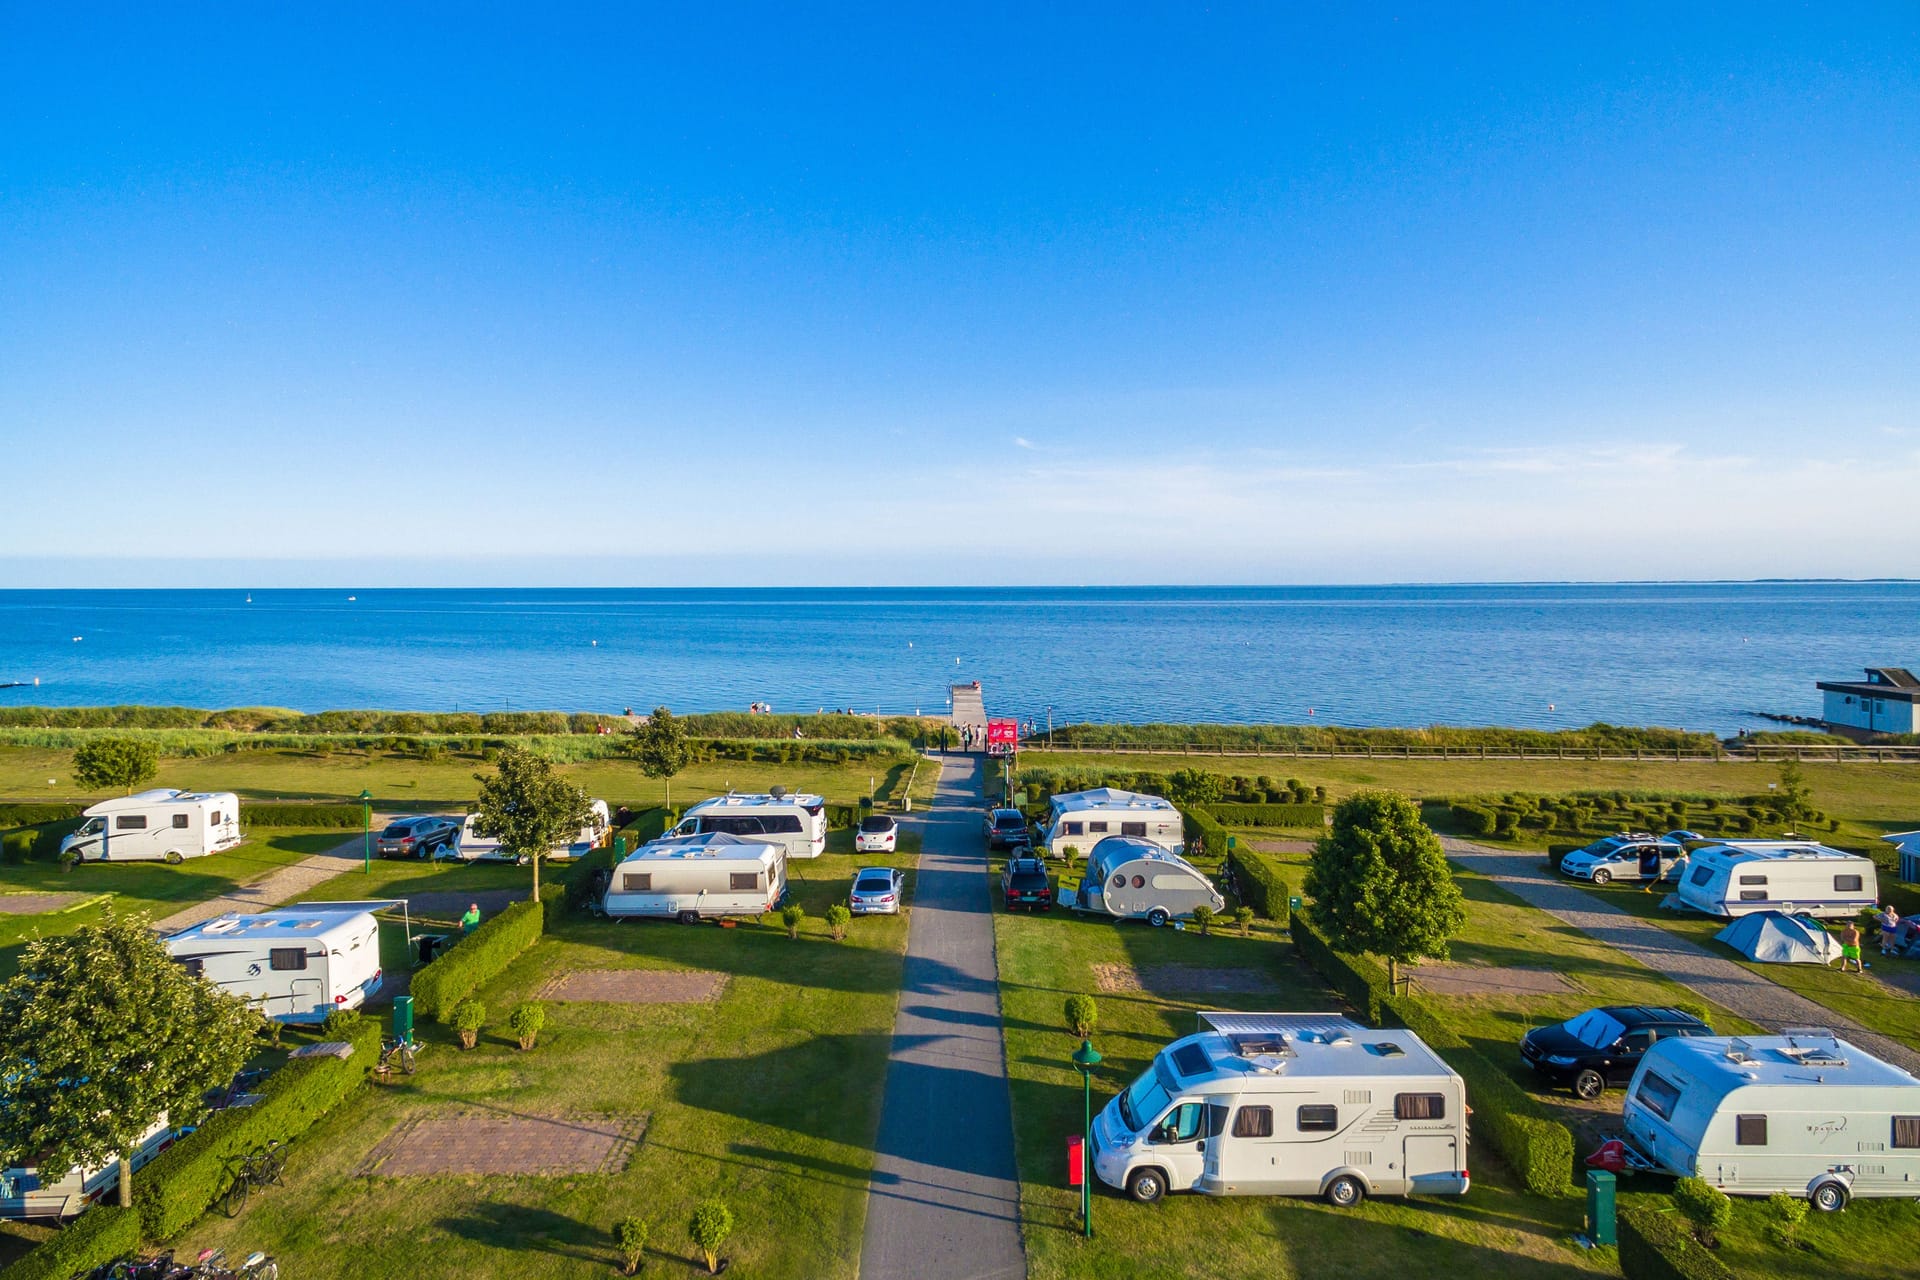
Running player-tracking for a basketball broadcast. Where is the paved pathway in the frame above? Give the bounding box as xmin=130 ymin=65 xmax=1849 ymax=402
xmin=1442 ymin=838 xmax=1920 ymax=1075
xmin=860 ymin=754 xmax=1024 ymax=1280
xmin=153 ymin=828 xmax=383 ymax=932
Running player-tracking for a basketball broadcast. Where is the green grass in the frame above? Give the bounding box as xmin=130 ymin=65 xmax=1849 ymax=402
xmin=171 ymin=844 xmax=917 ymax=1278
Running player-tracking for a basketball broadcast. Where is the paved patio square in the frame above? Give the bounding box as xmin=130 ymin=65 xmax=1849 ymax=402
xmin=535 ymin=968 xmax=728 ymax=1003
xmin=361 ymin=1110 xmax=646 ymax=1176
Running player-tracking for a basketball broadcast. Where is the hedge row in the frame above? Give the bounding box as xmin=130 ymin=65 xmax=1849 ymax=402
xmin=134 ymin=1014 xmax=383 ymax=1240
xmin=0 ymin=802 xmax=84 ymax=829
xmin=555 ymin=808 xmax=674 ymax=920
xmin=1618 ymin=1205 xmax=1735 ymax=1280
xmin=1208 ymin=802 xmax=1326 ymax=828
xmin=1227 ymin=849 xmax=1292 ymax=926
xmin=243 ymin=803 xmax=372 ymax=828
xmin=411 ymin=900 xmax=544 ymax=1020
xmin=0 ymin=819 xmax=82 ymax=864
xmin=0 ymin=1204 xmax=140 ymax=1280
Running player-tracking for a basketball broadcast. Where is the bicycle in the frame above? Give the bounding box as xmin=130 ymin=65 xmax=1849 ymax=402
xmin=180 ymin=1248 xmax=279 ymax=1280
xmin=376 ymin=1034 xmax=418 ymax=1079
xmin=220 ymin=1140 xmax=286 ymax=1218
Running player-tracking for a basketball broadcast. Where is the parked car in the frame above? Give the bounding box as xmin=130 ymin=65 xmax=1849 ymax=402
xmin=849 ymin=866 xmax=905 ymax=915
xmin=984 ymin=808 xmax=1029 ymax=850
xmin=855 ymin=814 xmax=898 ymax=854
xmin=1558 ymin=832 xmax=1700 ymax=884
xmin=1001 ymin=855 xmax=1054 ymax=912
xmin=1521 ymin=1005 xmax=1713 ymax=1099
xmin=375 ymin=816 xmax=459 ymax=859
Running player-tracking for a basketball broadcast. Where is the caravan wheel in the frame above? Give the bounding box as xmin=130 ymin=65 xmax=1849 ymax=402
xmin=1146 ymin=908 xmax=1170 ymax=928
xmin=164 ymin=850 xmax=185 ymax=865
xmin=1324 ymin=1175 xmax=1365 ymax=1208
xmin=1810 ymin=1180 xmax=1850 ymax=1212
xmin=677 ymin=911 xmax=702 ymax=926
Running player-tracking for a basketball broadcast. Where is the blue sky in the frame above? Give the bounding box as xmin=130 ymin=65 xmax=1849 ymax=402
xmin=3 ymin=4 xmax=1917 ymax=585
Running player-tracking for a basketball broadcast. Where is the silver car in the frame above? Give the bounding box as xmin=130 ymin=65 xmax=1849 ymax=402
xmin=849 ymin=866 xmax=905 ymax=915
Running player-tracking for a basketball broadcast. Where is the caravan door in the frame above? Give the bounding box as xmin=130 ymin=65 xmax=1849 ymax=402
xmin=1141 ymin=1100 xmax=1209 ymax=1192
xmin=1403 ymin=1133 xmax=1465 ymax=1194
xmin=1200 ymin=1101 xmax=1281 ymax=1194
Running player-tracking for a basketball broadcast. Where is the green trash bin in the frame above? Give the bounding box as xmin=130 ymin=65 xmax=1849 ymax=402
xmin=614 ymin=835 xmax=627 ymax=857
xmin=392 ymin=995 xmax=415 ymax=1048
xmin=1585 ymin=1169 xmax=1616 ymax=1246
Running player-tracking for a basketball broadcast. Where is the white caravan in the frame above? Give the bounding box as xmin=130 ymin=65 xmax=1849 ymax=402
xmin=1674 ymin=842 xmax=1879 ymax=920
xmin=601 ymin=832 xmax=787 ymax=923
xmin=1074 ymin=835 xmax=1225 ymax=927
xmin=673 ymin=789 xmax=827 ymax=858
xmin=1623 ymin=1031 xmax=1920 ymax=1210
xmin=0 ymin=1117 xmax=175 ymax=1221
xmin=1039 ymin=787 xmax=1183 ymax=859
xmin=59 ymin=790 xmax=241 ymax=864
xmin=165 ymin=905 xmax=383 ymax=1024
xmin=1091 ymin=1012 xmax=1469 ymax=1207
xmin=552 ymin=798 xmax=612 ymax=861
xmin=440 ymin=800 xmax=611 ymax=863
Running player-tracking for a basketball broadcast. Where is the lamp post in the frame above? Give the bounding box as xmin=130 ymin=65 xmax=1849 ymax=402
xmin=1072 ymin=1037 xmax=1102 ymax=1238
xmin=359 ymin=789 xmax=373 ymax=874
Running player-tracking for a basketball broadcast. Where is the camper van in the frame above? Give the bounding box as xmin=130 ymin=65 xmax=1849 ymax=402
xmin=553 ymin=798 xmax=612 ymax=861
xmin=165 ymin=906 xmax=383 ymax=1023
xmin=1622 ymin=1031 xmax=1920 ymax=1210
xmin=60 ymin=790 xmax=242 ymax=864
xmin=672 ymin=789 xmax=827 ymax=859
xmin=1091 ymin=1012 xmax=1469 ymax=1207
xmin=0 ymin=1118 xmax=174 ymax=1221
xmin=1074 ymin=835 xmax=1224 ymax=927
xmin=1674 ymin=842 xmax=1879 ymax=920
xmin=601 ymin=832 xmax=787 ymax=923
xmin=438 ymin=801 xmax=610 ymax=863
xmin=1040 ymin=788 xmax=1183 ymax=859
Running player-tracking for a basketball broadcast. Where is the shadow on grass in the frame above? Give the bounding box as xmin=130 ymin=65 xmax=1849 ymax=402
xmin=436 ymin=1202 xmax=606 ymax=1263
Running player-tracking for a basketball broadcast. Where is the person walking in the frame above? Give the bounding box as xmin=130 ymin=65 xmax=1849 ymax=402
xmin=1839 ymin=918 xmax=1864 ymax=973
xmin=1878 ymin=905 xmax=1902 ymax=955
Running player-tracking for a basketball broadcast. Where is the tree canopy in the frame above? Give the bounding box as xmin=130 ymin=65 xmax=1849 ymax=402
xmin=72 ymin=737 xmax=159 ymax=795
xmin=0 ymin=911 xmax=260 ymax=1196
xmin=626 ymin=706 xmax=690 ymax=805
xmin=474 ymin=746 xmax=592 ymax=903
xmin=1304 ymin=790 xmax=1466 ymax=987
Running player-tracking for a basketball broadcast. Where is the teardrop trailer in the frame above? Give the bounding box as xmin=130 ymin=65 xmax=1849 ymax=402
xmin=1073 ymin=835 xmax=1224 ymax=927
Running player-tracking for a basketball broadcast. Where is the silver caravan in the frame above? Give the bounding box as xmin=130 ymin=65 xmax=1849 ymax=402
xmin=601 ymin=832 xmax=788 ymax=923
xmin=60 ymin=790 xmax=242 ymax=864
xmin=165 ymin=906 xmax=384 ymax=1023
xmin=1091 ymin=1012 xmax=1469 ymax=1207
xmin=0 ymin=1118 xmax=175 ymax=1221
xmin=1623 ymin=1031 xmax=1920 ymax=1210
xmin=1040 ymin=787 xmax=1183 ymax=859
xmin=1074 ymin=835 xmax=1224 ymax=927
xmin=673 ymin=789 xmax=827 ymax=859
xmin=1674 ymin=842 xmax=1879 ymax=920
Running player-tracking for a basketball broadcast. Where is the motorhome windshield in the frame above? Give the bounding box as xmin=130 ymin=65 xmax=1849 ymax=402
xmin=1563 ymin=1010 xmax=1627 ymax=1048
xmin=1118 ymin=1059 xmax=1175 ymax=1132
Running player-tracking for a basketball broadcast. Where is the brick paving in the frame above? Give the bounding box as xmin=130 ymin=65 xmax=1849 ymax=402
xmin=1442 ymin=837 xmax=1920 ymax=1075
xmin=361 ymin=1109 xmax=646 ymax=1176
xmin=535 ymin=968 xmax=727 ymax=1004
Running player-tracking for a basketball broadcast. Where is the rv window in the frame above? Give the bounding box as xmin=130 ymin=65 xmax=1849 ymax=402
xmin=1064 ymin=822 xmax=1084 ymax=836
xmin=1689 ymin=866 xmax=1713 ymax=886
xmin=211 ymin=811 xmax=222 ymax=826
xmin=1231 ymin=1106 xmax=1274 ymax=1138
xmin=729 ymin=873 xmax=760 ymax=891
xmin=1152 ymin=874 xmax=1197 ymax=891
xmin=1206 ymin=1103 xmax=1231 ymax=1137
xmin=1394 ymin=1094 xmax=1446 ymax=1121
xmin=763 ymin=815 xmax=804 ymax=834
xmin=1735 ymin=1115 xmax=1767 ymax=1146
xmin=1835 ymin=875 xmax=1864 ymax=893
xmin=1089 ymin=822 xmax=1109 ymax=833
xmin=1297 ymin=1105 xmax=1338 ymax=1132
xmin=622 ymin=873 xmax=652 ymax=892
xmin=1737 ymin=874 xmax=1767 ymax=886
xmin=1635 ymin=1072 xmax=1682 ymax=1121
xmin=1130 ymin=875 xmax=1145 ymax=888
xmin=1739 ymin=891 xmax=1769 ymax=901
xmin=1892 ymin=1117 xmax=1920 ymax=1149
xmin=173 ymin=957 xmax=204 ymax=978
xmin=1111 ymin=874 xmax=1126 ymax=888
xmin=1122 ymin=822 xmax=1147 ymax=837
xmin=116 ymin=815 xmax=148 ymax=830
xmin=1155 ymin=1102 xmax=1205 ymax=1143
xmin=268 ymin=948 xmax=307 ymax=972
xmin=172 ymin=814 xmax=190 ymax=829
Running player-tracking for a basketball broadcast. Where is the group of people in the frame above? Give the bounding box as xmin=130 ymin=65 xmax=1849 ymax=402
xmin=1835 ymin=904 xmax=1907 ymax=973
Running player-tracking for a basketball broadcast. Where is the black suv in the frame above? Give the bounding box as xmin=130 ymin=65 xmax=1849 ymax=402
xmin=1001 ymin=856 xmax=1054 ymax=912
xmin=1521 ymin=1005 xmax=1712 ymax=1099
xmin=984 ymin=808 xmax=1029 ymax=850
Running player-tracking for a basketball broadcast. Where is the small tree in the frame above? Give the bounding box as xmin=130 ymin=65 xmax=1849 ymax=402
xmin=1763 ymin=1191 xmax=1807 ymax=1247
xmin=1063 ymin=994 xmax=1097 ymax=1039
xmin=1164 ymin=767 xmax=1224 ymax=809
xmin=1775 ymin=759 xmax=1814 ymax=827
xmin=688 ymin=1199 xmax=733 ymax=1276
xmin=1304 ymin=790 xmax=1466 ymax=990
xmin=72 ymin=737 xmax=158 ymax=795
xmin=627 ymin=706 xmax=690 ymax=807
xmin=1233 ymin=905 xmax=1255 ymax=936
xmin=824 ymin=903 xmax=851 ymax=941
xmin=1672 ymin=1176 xmax=1732 ymax=1247
xmin=780 ymin=903 xmax=806 ymax=940
xmin=616 ymin=1215 xmax=650 ymax=1274
xmin=451 ymin=998 xmax=486 ymax=1050
xmin=474 ymin=746 xmax=592 ymax=904
xmin=1190 ymin=904 xmax=1214 ymax=936
xmin=508 ymin=1001 xmax=546 ymax=1051
xmin=0 ymin=910 xmax=260 ymax=1207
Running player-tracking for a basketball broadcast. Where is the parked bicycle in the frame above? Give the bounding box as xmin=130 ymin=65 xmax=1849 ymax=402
xmin=375 ymin=1034 xmax=417 ymax=1078
xmin=181 ymin=1248 xmax=279 ymax=1280
xmin=221 ymin=1140 xmax=286 ymax=1217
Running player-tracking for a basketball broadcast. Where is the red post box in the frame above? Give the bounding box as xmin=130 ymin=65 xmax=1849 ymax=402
xmin=1065 ymin=1135 xmax=1084 ymax=1187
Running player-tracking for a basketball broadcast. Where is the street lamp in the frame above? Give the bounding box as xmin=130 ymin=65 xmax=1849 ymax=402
xmin=359 ymin=789 xmax=373 ymax=873
xmin=1072 ymin=1037 xmax=1102 ymax=1238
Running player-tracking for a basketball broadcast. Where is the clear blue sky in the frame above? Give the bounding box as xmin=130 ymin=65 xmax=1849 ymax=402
xmin=3 ymin=4 xmax=1917 ymax=585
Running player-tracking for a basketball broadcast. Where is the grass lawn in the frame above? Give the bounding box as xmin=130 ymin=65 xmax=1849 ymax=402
xmin=173 ymin=841 xmax=919 ymax=1279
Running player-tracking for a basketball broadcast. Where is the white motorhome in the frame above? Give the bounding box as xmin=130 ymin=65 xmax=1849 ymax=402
xmin=1039 ymin=787 xmax=1183 ymax=859
xmin=59 ymin=790 xmax=241 ymax=864
xmin=1674 ymin=842 xmax=1879 ymax=920
xmin=601 ymin=832 xmax=787 ymax=923
xmin=1623 ymin=1031 xmax=1920 ymax=1210
xmin=0 ymin=1118 xmax=175 ymax=1221
xmin=673 ymin=789 xmax=826 ymax=859
xmin=440 ymin=799 xmax=611 ymax=863
xmin=165 ymin=905 xmax=383 ymax=1024
xmin=552 ymin=798 xmax=612 ymax=861
xmin=1091 ymin=1012 xmax=1469 ymax=1207
xmin=1074 ymin=835 xmax=1225 ymax=927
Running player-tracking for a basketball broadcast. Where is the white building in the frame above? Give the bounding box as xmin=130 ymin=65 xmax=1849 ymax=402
xmin=1816 ymin=667 xmax=1920 ymax=735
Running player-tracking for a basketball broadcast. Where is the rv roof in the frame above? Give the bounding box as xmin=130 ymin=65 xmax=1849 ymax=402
xmin=1049 ymin=787 xmax=1176 ymax=812
xmin=1650 ymin=1034 xmax=1920 ymax=1090
xmin=86 ymin=789 xmax=231 ymax=812
xmin=166 ymin=906 xmax=371 ymax=944
xmin=624 ymin=832 xmax=781 ymax=861
xmin=685 ymin=792 xmax=824 ymax=810
xmin=1693 ymin=841 xmax=1863 ymax=864
xmin=1181 ymin=1012 xmax=1456 ymax=1081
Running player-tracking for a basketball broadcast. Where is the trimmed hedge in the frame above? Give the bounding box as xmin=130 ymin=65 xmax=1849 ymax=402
xmin=242 ymin=802 xmax=374 ymax=828
xmin=1227 ymin=849 xmax=1292 ymax=926
xmin=1182 ymin=806 xmax=1229 ymax=856
xmin=1618 ymin=1205 xmax=1735 ymax=1280
xmin=1207 ymin=802 xmax=1326 ymax=828
xmin=0 ymin=1204 xmax=139 ymax=1280
xmin=0 ymin=803 xmax=84 ymax=829
xmin=135 ymin=1015 xmax=382 ymax=1240
xmin=411 ymin=900 xmax=544 ymax=1021
xmin=1290 ymin=913 xmax=1387 ymax=1026
xmin=0 ymin=818 xmax=82 ymax=864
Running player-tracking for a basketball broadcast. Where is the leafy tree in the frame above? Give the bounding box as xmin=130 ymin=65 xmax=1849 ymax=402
xmin=474 ymin=746 xmax=591 ymax=904
xmin=1775 ymin=759 xmax=1814 ymax=826
xmin=0 ymin=910 xmax=260 ymax=1207
xmin=1304 ymin=790 xmax=1466 ymax=990
xmin=1190 ymin=904 xmax=1215 ymax=936
xmin=508 ymin=1001 xmax=546 ymax=1051
xmin=688 ymin=1199 xmax=733 ymax=1275
xmin=1063 ymin=994 xmax=1098 ymax=1038
xmin=824 ymin=903 xmax=851 ymax=941
xmin=1672 ymin=1176 xmax=1732 ymax=1247
xmin=626 ymin=706 xmax=690 ymax=807
xmin=451 ymin=998 xmax=486 ymax=1050
xmin=616 ymin=1215 xmax=650 ymax=1274
xmin=779 ymin=903 xmax=805 ymax=940
xmin=1163 ymin=767 xmax=1224 ymax=809
xmin=71 ymin=737 xmax=158 ymax=795
xmin=1232 ymin=905 xmax=1255 ymax=936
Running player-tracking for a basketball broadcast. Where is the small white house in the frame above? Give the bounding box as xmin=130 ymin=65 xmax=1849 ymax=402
xmin=1623 ymin=1031 xmax=1920 ymax=1209
xmin=0 ymin=1117 xmax=174 ymax=1221
xmin=1816 ymin=667 xmax=1920 ymax=735
xmin=1674 ymin=841 xmax=1879 ymax=920
xmin=673 ymin=789 xmax=827 ymax=858
xmin=602 ymin=832 xmax=787 ymax=922
xmin=59 ymin=790 xmax=242 ymax=864
xmin=1090 ymin=1012 xmax=1469 ymax=1207
xmin=165 ymin=905 xmax=383 ymax=1023
xmin=1039 ymin=787 xmax=1184 ymax=859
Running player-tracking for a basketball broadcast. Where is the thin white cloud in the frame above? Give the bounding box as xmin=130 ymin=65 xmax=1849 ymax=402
xmin=1013 ymin=436 xmax=1037 ymax=450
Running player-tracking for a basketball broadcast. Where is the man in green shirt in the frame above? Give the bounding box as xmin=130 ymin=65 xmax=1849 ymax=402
xmin=460 ymin=903 xmax=481 ymax=935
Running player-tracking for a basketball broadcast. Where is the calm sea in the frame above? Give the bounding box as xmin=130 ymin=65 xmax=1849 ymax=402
xmin=1 ymin=585 xmax=1916 ymax=734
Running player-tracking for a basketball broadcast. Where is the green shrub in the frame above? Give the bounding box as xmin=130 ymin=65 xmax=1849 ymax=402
xmin=1493 ymin=809 xmax=1520 ymax=838
xmin=242 ymin=803 xmax=368 ymax=828
xmin=1190 ymin=904 xmax=1214 ymax=935
xmin=0 ymin=818 xmax=82 ymax=863
xmin=410 ymin=900 xmax=544 ymax=1021
xmin=1182 ymin=806 xmax=1228 ymax=858
xmin=0 ymin=803 xmax=83 ymax=829
xmin=688 ymin=1199 xmax=733 ymax=1275
xmin=1290 ymin=915 xmax=1388 ymax=1026
xmin=508 ymin=1001 xmax=546 ymax=1050
xmin=1063 ymin=994 xmax=1098 ymax=1038
xmin=825 ymin=903 xmax=852 ymax=941
xmin=1618 ymin=1204 xmax=1734 ymax=1280
xmin=1764 ymin=1191 xmax=1807 ymax=1247
xmin=780 ymin=904 xmax=805 ymax=939
xmin=1206 ymin=803 xmax=1325 ymax=828
xmin=0 ymin=1204 xmax=140 ymax=1280
xmin=1672 ymin=1177 xmax=1732 ymax=1246
xmin=451 ymin=999 xmax=486 ymax=1049
xmin=616 ymin=1215 xmax=650 ymax=1274
xmin=1450 ymin=804 xmax=1497 ymax=836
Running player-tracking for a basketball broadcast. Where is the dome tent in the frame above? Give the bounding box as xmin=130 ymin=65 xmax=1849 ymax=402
xmin=1715 ymin=911 xmax=1841 ymax=965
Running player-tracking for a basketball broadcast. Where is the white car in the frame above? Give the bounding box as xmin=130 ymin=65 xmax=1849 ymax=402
xmin=850 ymin=866 xmax=905 ymax=915
xmin=854 ymin=814 xmax=898 ymax=854
xmin=1559 ymin=831 xmax=1699 ymax=884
